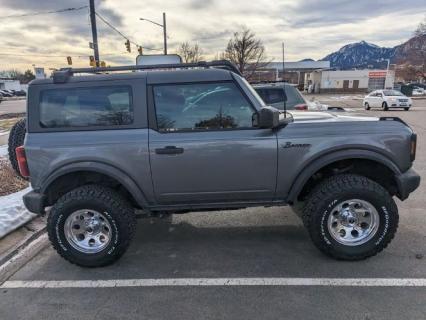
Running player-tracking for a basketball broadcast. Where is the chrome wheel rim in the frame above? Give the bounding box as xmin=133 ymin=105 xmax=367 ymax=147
xmin=64 ymin=209 xmax=112 ymax=253
xmin=327 ymin=199 xmax=379 ymax=246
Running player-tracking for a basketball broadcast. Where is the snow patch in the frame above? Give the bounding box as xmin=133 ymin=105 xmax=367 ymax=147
xmin=0 ymin=145 xmax=8 ymax=158
xmin=0 ymin=187 xmax=35 ymax=239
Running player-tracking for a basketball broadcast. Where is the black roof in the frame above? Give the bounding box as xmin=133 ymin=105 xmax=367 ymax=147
xmin=38 ymin=60 xmax=241 ymax=85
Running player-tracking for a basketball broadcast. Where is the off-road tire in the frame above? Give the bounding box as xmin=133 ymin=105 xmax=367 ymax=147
xmin=382 ymin=102 xmax=389 ymax=111
xmin=302 ymin=174 xmax=398 ymax=261
xmin=8 ymin=118 xmax=27 ymax=179
xmin=364 ymin=102 xmax=370 ymax=110
xmin=47 ymin=185 xmax=136 ymax=267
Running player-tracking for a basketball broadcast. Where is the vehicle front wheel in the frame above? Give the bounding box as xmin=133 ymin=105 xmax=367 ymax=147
xmin=302 ymin=174 xmax=398 ymax=260
xmin=404 ymin=107 xmax=409 ymax=111
xmin=47 ymin=185 xmax=137 ymax=267
xmin=382 ymin=102 xmax=389 ymax=111
xmin=364 ymin=102 xmax=370 ymax=110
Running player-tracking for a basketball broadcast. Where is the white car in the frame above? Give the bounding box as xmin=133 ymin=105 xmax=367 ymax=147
xmin=412 ymin=87 xmax=425 ymax=96
xmin=363 ymin=90 xmax=412 ymax=111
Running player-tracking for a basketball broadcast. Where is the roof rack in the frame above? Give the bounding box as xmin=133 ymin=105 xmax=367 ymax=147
xmin=53 ymin=60 xmax=242 ymax=83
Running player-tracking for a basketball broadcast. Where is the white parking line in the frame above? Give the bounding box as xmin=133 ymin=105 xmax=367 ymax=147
xmin=2 ymin=278 xmax=426 ymax=288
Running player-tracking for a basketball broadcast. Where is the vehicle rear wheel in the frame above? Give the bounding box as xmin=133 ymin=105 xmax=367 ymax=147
xmin=302 ymin=174 xmax=398 ymax=260
xmin=364 ymin=102 xmax=370 ymax=110
xmin=382 ymin=102 xmax=389 ymax=111
xmin=8 ymin=118 xmax=27 ymax=179
xmin=47 ymin=185 xmax=137 ymax=267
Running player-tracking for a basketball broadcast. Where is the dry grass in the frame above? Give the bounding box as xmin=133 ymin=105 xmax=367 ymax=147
xmin=0 ymin=113 xmax=26 ymax=120
xmin=0 ymin=117 xmax=23 ymax=132
xmin=0 ymin=158 xmax=28 ymax=196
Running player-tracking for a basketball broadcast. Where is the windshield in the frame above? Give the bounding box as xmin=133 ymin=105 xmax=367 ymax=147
xmin=383 ymin=90 xmax=404 ymax=96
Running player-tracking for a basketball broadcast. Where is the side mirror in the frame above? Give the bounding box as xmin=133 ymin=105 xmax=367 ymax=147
xmin=254 ymin=106 xmax=280 ymax=129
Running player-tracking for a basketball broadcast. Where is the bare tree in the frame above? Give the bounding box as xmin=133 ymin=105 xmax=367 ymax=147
xmin=223 ymin=28 xmax=268 ymax=79
xmin=414 ymin=16 xmax=426 ymax=37
xmin=0 ymin=69 xmax=35 ymax=83
xmin=178 ymin=42 xmax=204 ymax=63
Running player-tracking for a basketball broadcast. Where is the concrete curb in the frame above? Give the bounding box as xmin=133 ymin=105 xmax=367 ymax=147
xmin=0 ymin=227 xmax=48 ymax=285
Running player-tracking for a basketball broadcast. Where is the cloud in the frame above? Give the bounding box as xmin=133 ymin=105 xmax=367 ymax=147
xmin=0 ymin=0 xmax=425 ymax=70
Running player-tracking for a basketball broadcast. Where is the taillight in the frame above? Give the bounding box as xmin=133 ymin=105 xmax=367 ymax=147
xmin=294 ymin=104 xmax=308 ymax=110
xmin=15 ymin=146 xmax=30 ymax=178
xmin=410 ymin=134 xmax=417 ymax=162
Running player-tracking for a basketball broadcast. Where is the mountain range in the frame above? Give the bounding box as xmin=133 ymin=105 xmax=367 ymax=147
xmin=319 ymin=34 xmax=425 ymax=69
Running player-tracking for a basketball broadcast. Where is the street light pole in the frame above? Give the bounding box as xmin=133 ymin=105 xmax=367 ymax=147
xmin=140 ymin=12 xmax=167 ymax=55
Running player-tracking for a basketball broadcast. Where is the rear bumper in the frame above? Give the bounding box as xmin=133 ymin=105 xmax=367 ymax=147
xmin=396 ymin=168 xmax=420 ymax=200
xmin=23 ymin=190 xmax=46 ymax=215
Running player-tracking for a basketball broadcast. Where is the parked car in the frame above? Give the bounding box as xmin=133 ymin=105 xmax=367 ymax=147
xmin=14 ymin=90 xmax=27 ymax=96
xmin=253 ymin=82 xmax=309 ymax=110
xmin=253 ymin=82 xmax=344 ymax=111
xmin=412 ymin=87 xmax=425 ymax=96
xmin=363 ymin=90 xmax=412 ymax=111
xmin=18 ymin=61 xmax=419 ymax=267
xmin=0 ymin=90 xmax=13 ymax=97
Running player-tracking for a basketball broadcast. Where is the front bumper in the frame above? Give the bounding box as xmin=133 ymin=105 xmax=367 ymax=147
xmin=23 ymin=190 xmax=46 ymax=215
xmin=395 ymin=168 xmax=420 ymax=200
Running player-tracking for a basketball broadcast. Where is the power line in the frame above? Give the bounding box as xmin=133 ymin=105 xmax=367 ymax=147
xmin=0 ymin=6 xmax=88 ymax=19
xmin=95 ymin=12 xmax=161 ymax=51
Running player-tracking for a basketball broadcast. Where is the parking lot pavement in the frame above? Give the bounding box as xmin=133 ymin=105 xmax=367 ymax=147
xmin=1 ymin=100 xmax=425 ymax=320
xmin=0 ymin=99 xmax=26 ymax=116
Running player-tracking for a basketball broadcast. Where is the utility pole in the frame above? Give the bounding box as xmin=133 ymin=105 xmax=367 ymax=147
xmin=282 ymin=42 xmax=287 ymax=118
xmin=282 ymin=42 xmax=285 ymax=82
xmin=89 ymin=0 xmax=100 ymax=67
xmin=163 ymin=12 xmax=167 ymax=55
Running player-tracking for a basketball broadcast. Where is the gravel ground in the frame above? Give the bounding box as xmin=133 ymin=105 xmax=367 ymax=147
xmin=0 ymin=158 xmax=28 ymax=196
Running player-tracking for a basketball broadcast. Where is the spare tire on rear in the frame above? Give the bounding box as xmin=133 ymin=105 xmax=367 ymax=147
xmin=8 ymin=118 xmax=27 ymax=179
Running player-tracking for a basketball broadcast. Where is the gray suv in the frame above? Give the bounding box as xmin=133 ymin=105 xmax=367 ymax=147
xmin=18 ymin=61 xmax=420 ymax=267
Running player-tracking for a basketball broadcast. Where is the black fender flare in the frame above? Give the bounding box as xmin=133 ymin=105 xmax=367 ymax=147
xmin=286 ymin=149 xmax=401 ymax=203
xmin=40 ymin=161 xmax=149 ymax=208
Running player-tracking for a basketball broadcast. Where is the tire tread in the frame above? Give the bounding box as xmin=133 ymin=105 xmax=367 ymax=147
xmin=302 ymin=174 xmax=398 ymax=261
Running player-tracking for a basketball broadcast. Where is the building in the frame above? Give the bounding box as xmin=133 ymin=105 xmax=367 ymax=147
xmin=304 ymin=69 xmax=395 ymax=93
xmin=0 ymin=78 xmax=22 ymax=91
xmin=250 ymin=61 xmax=330 ymax=88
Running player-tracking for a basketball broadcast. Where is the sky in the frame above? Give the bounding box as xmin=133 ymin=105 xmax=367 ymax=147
xmin=0 ymin=0 xmax=425 ymax=71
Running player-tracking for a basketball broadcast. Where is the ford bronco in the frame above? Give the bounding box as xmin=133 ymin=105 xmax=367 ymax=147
xmin=17 ymin=61 xmax=420 ymax=267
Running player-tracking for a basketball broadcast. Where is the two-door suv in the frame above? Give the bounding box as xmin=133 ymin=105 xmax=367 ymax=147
xmin=18 ymin=61 xmax=420 ymax=267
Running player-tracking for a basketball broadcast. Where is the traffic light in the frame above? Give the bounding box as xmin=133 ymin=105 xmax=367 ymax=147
xmin=66 ymin=56 xmax=72 ymax=65
xmin=125 ymin=39 xmax=131 ymax=53
xmin=100 ymin=61 xmax=106 ymax=67
xmin=138 ymin=46 xmax=143 ymax=55
xmin=89 ymin=56 xmax=95 ymax=67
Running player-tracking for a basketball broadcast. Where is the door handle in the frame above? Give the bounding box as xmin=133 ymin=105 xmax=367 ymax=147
xmin=155 ymin=146 xmax=184 ymax=155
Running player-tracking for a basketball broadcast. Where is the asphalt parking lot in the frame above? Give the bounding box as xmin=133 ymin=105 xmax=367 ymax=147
xmin=1 ymin=97 xmax=425 ymax=320
xmin=0 ymin=99 xmax=26 ymax=116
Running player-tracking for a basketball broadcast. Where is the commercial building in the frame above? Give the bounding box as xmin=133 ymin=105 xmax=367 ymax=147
xmin=304 ymin=69 xmax=395 ymax=93
xmin=250 ymin=61 xmax=330 ymax=88
xmin=0 ymin=78 xmax=22 ymax=91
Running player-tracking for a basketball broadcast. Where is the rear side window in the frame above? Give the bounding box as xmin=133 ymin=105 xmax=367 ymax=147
xmin=39 ymin=86 xmax=133 ymax=128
